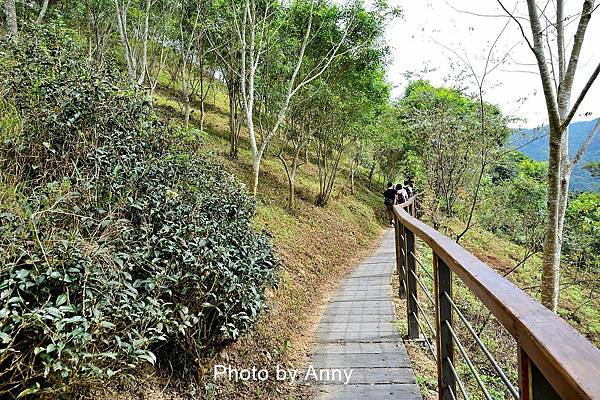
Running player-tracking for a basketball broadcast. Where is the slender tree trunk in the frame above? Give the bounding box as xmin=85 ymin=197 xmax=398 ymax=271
xmin=199 ymin=70 xmax=205 ymax=132
xmin=541 ymin=124 xmax=565 ymax=311
xmin=368 ymin=162 xmax=376 ymax=188
xmin=288 ymin=173 xmax=296 ymax=210
xmin=4 ymin=0 xmax=18 ymax=42
xmin=280 ymin=156 xmax=297 ymax=210
xmin=181 ymin=54 xmax=191 ymax=128
xmin=228 ymin=82 xmax=239 ymax=158
xmin=36 ymin=0 xmax=50 ymax=24
xmin=252 ymin=157 xmax=260 ymax=196
xmin=349 ymin=158 xmax=357 ymax=195
xmin=197 ymin=58 xmax=207 ymax=132
xmin=183 ymin=77 xmax=191 ymax=128
xmin=114 ymin=0 xmax=136 ymax=82
xmin=136 ymin=0 xmax=152 ymax=86
xmin=200 ymin=100 xmax=205 ymax=131
xmin=540 ymin=122 xmax=571 ymax=311
xmin=456 ymin=157 xmax=487 ymax=243
xmin=183 ymin=95 xmax=191 ymax=128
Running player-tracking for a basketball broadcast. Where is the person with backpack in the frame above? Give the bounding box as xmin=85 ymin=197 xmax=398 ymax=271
xmin=383 ymin=182 xmax=397 ymax=226
xmin=395 ymin=183 xmax=408 ymax=204
xmin=404 ymin=180 xmax=414 ymax=198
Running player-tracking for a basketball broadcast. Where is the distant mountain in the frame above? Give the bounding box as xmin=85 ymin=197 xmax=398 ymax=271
xmin=511 ymin=119 xmax=600 ymax=192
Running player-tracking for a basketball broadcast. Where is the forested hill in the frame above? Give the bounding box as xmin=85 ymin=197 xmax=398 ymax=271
xmin=512 ymin=119 xmax=600 ymax=192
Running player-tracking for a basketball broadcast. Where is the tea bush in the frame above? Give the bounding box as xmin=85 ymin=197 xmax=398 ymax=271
xmin=0 ymin=26 xmax=278 ymax=398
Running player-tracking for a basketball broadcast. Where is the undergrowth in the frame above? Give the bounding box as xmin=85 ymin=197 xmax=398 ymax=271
xmin=0 ymin=26 xmax=278 ymax=398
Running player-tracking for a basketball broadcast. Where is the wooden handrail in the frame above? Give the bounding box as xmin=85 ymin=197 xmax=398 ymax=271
xmin=393 ymin=197 xmax=600 ymax=399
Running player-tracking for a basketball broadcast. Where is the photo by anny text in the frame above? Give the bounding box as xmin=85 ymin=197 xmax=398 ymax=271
xmin=213 ymin=364 xmax=354 ymax=385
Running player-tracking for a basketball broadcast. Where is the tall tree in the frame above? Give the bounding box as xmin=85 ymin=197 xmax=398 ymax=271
xmin=433 ymin=18 xmax=516 ymax=243
xmin=36 ymin=0 xmax=50 ymax=24
xmin=276 ymin=95 xmax=315 ymax=210
xmin=210 ymin=1 xmax=244 ymax=158
xmin=497 ymin=0 xmax=600 ymax=311
xmin=4 ymin=0 xmax=18 ymax=42
xmin=145 ymin=0 xmax=174 ymax=100
xmin=231 ymin=0 xmax=385 ymax=196
xmin=176 ymin=0 xmax=210 ymax=128
xmin=85 ymin=0 xmax=114 ymax=66
xmin=114 ymin=0 xmax=154 ymax=85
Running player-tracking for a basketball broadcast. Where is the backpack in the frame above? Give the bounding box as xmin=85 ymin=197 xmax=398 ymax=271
xmin=405 ymin=186 xmax=413 ymax=198
xmin=397 ymin=189 xmax=408 ymax=204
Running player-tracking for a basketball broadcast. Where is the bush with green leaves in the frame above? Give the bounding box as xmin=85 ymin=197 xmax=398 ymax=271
xmin=0 ymin=26 xmax=278 ymax=398
xmin=564 ymin=192 xmax=600 ymax=270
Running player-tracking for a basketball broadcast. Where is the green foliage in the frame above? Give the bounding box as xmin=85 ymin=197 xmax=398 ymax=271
xmin=583 ymin=161 xmax=600 ymax=178
xmin=480 ymin=151 xmax=547 ymax=249
xmin=0 ymin=26 xmax=277 ymax=397
xmin=564 ymin=192 xmax=600 ymax=270
xmin=397 ymin=80 xmax=511 ymax=222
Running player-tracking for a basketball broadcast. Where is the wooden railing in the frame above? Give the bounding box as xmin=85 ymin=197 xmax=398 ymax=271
xmin=393 ymin=195 xmax=600 ymax=400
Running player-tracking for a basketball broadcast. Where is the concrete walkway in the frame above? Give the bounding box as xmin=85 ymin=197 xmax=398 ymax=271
xmin=307 ymin=229 xmax=422 ymax=400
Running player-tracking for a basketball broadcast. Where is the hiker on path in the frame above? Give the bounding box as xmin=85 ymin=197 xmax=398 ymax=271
xmin=383 ymin=182 xmax=397 ymax=226
xmin=396 ymin=183 xmax=408 ymax=204
xmin=404 ymin=180 xmax=414 ymax=198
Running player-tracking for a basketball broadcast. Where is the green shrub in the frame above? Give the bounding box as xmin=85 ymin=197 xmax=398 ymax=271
xmin=564 ymin=192 xmax=600 ymax=270
xmin=0 ymin=26 xmax=278 ymax=398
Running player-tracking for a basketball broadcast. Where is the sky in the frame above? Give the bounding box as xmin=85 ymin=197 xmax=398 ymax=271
xmin=383 ymin=0 xmax=600 ymax=127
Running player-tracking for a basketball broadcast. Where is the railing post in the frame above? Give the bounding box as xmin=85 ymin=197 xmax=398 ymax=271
xmin=518 ymin=347 xmax=561 ymax=400
xmin=405 ymin=227 xmax=419 ymax=339
xmin=394 ymin=212 xmax=400 ymax=276
xmin=394 ymin=212 xmax=406 ymax=298
xmin=400 ymin=224 xmax=407 ymax=298
xmin=434 ymin=254 xmax=455 ymax=400
xmin=414 ymin=196 xmax=419 ymax=218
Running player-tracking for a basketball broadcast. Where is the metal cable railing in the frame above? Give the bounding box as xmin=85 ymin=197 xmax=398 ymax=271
xmin=444 ymin=292 xmax=519 ymax=399
xmin=445 ymin=320 xmax=493 ymax=400
xmin=447 ymin=385 xmax=458 ymax=400
xmin=411 ymin=250 xmax=435 ymax=281
xmin=395 ymin=197 xmax=503 ymax=400
xmin=409 ymin=269 xmax=435 ymax=306
xmin=412 ymin=294 xmax=436 ymax=340
xmin=412 ymin=311 xmax=437 ymax=360
xmin=407 ymin=242 xmax=438 ymax=361
xmin=447 ymin=358 xmax=470 ymax=400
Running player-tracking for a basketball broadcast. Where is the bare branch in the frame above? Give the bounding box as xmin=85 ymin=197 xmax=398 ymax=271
xmin=561 ymin=60 xmax=600 ymax=129
xmin=495 ymin=0 xmax=535 ymax=52
xmin=556 ymin=0 xmax=566 ymax=82
xmin=569 ymin=117 xmax=599 ymax=170
xmin=446 ymin=0 xmax=528 ymax=20
xmin=524 ymin=0 xmax=561 ymax=127
xmin=557 ymin=0 xmax=595 ymax=116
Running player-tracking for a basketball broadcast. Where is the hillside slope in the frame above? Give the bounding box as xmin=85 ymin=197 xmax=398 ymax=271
xmin=91 ymin=84 xmax=390 ymax=399
xmin=512 ymin=119 xmax=600 ymax=191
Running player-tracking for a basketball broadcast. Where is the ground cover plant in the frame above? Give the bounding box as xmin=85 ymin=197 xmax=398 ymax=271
xmin=0 ymin=26 xmax=278 ymax=398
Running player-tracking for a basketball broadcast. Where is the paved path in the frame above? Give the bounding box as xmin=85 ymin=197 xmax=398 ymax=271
xmin=307 ymin=229 xmax=422 ymax=400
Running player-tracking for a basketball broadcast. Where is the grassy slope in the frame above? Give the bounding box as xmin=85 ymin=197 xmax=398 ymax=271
xmin=459 ymin=224 xmax=600 ymax=344
xmin=142 ymin=84 xmax=386 ymax=399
